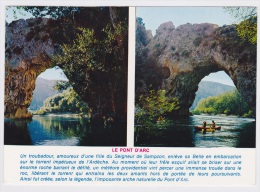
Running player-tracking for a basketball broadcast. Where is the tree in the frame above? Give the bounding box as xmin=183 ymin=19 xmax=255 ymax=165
xmin=35 ymin=88 xmax=88 ymax=115
xmin=193 ymin=90 xmax=253 ymax=117
xmin=135 ymin=89 xmax=179 ymax=126
xmin=224 ymin=7 xmax=257 ymax=44
xmin=236 ymin=16 xmax=257 ymax=44
xmin=53 ymin=81 xmax=71 ymax=92
xmin=52 ymin=20 xmax=128 ymax=121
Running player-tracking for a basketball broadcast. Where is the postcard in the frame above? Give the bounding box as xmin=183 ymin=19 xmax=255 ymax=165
xmin=0 ymin=0 xmax=259 ymax=192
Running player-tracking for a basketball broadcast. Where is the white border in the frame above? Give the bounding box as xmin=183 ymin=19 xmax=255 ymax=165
xmin=1 ymin=0 xmax=259 ymax=192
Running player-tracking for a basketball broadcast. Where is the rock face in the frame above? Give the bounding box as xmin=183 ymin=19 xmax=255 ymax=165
xmin=136 ymin=21 xmax=256 ymax=117
xmin=5 ymin=18 xmax=54 ymax=118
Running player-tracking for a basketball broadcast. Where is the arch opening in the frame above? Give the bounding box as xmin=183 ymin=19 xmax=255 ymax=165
xmin=190 ymin=71 xmax=253 ymax=117
xmin=27 ymin=66 xmax=90 ymax=117
xmin=28 ymin=66 xmax=68 ymax=112
xmin=190 ymin=71 xmax=236 ymax=110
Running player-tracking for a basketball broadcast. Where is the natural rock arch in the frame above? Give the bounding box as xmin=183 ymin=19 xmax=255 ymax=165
xmin=5 ymin=7 xmax=128 ymax=120
xmin=136 ymin=21 xmax=256 ymax=117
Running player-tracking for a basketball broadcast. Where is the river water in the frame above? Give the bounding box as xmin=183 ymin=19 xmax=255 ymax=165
xmin=135 ymin=115 xmax=256 ymax=148
xmin=4 ymin=115 xmax=255 ymax=148
xmin=4 ymin=115 xmax=126 ymax=146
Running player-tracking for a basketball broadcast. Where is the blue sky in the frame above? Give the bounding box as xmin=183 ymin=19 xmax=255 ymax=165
xmin=136 ymin=7 xmax=236 ymax=86
xmin=38 ymin=67 xmax=68 ymax=81
xmin=136 ymin=7 xmax=235 ymax=35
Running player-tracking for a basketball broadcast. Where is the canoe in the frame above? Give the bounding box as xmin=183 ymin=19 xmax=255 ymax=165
xmin=194 ymin=126 xmax=221 ymax=132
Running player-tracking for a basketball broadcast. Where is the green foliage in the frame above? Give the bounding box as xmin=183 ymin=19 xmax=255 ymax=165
xmin=53 ymin=81 xmax=71 ymax=92
xmin=224 ymin=7 xmax=257 ymax=44
xmin=243 ymin=110 xmax=253 ymax=118
xmin=236 ymin=16 xmax=257 ymax=44
xmin=193 ymin=90 xmax=253 ymax=117
xmin=52 ymin=19 xmax=128 ymax=118
xmin=136 ymin=17 xmax=145 ymax=27
xmin=191 ymin=110 xmax=201 ymax=115
xmin=34 ymin=109 xmax=46 ymax=115
xmin=135 ymin=17 xmax=149 ymax=64
xmin=53 ymin=22 xmax=128 ymax=77
xmin=135 ymin=89 xmax=179 ymax=126
xmin=35 ymin=88 xmax=88 ymax=114
xmin=136 ymin=17 xmax=149 ymax=48
xmin=52 ymin=28 xmax=104 ymax=88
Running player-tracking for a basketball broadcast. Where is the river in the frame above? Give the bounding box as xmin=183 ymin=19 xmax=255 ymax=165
xmin=4 ymin=115 xmax=126 ymax=146
xmin=4 ymin=115 xmax=255 ymax=147
xmin=135 ymin=115 xmax=255 ymax=148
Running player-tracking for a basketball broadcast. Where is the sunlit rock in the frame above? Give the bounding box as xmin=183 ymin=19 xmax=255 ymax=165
xmin=136 ymin=21 xmax=256 ymax=117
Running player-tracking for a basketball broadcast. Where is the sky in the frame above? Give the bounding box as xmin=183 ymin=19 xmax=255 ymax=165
xmin=136 ymin=7 xmax=235 ymax=35
xmin=6 ymin=6 xmax=236 ymax=86
xmin=136 ymin=7 xmax=236 ymax=86
xmin=38 ymin=67 xmax=68 ymax=81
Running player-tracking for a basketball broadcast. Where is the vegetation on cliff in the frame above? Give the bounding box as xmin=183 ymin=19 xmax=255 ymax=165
xmin=224 ymin=7 xmax=257 ymax=44
xmin=135 ymin=88 xmax=179 ymax=129
xmin=51 ymin=20 xmax=128 ymax=122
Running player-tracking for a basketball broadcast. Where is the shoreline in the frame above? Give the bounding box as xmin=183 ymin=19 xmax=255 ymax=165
xmin=34 ymin=113 xmax=88 ymax=118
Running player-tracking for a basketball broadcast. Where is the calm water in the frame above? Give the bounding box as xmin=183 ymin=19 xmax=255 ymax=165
xmin=4 ymin=115 xmax=126 ymax=146
xmin=135 ymin=115 xmax=256 ymax=148
xmin=4 ymin=115 xmax=255 ymax=147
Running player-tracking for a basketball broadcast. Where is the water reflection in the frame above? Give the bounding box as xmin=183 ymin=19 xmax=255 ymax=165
xmin=4 ymin=119 xmax=32 ymax=145
xmin=4 ymin=115 xmax=126 ymax=146
xmin=135 ymin=115 xmax=255 ymax=148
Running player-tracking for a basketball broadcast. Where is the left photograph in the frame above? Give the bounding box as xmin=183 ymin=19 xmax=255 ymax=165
xmin=4 ymin=6 xmax=129 ymax=146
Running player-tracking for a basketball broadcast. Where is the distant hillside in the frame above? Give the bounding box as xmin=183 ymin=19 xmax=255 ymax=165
xmin=190 ymin=81 xmax=236 ymax=110
xmin=29 ymin=78 xmax=59 ymax=110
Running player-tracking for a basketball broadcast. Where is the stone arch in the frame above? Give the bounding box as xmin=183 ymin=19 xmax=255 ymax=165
xmin=5 ymin=7 xmax=129 ymax=120
xmin=136 ymin=21 xmax=256 ymax=117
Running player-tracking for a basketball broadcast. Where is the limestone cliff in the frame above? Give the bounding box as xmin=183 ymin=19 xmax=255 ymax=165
xmin=136 ymin=21 xmax=256 ymax=117
xmin=5 ymin=18 xmax=54 ymax=118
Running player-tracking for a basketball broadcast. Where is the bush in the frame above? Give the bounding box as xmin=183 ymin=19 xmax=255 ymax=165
xmin=243 ymin=110 xmax=253 ymax=118
xmin=191 ymin=110 xmax=201 ymax=115
xmin=135 ymin=89 xmax=179 ymax=126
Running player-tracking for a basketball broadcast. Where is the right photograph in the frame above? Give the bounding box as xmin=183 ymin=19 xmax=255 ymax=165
xmin=134 ymin=7 xmax=256 ymax=147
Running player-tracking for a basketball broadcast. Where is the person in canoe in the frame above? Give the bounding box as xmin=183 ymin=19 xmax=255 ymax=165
xmin=202 ymin=121 xmax=207 ymax=134
xmin=211 ymin=120 xmax=216 ymax=128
